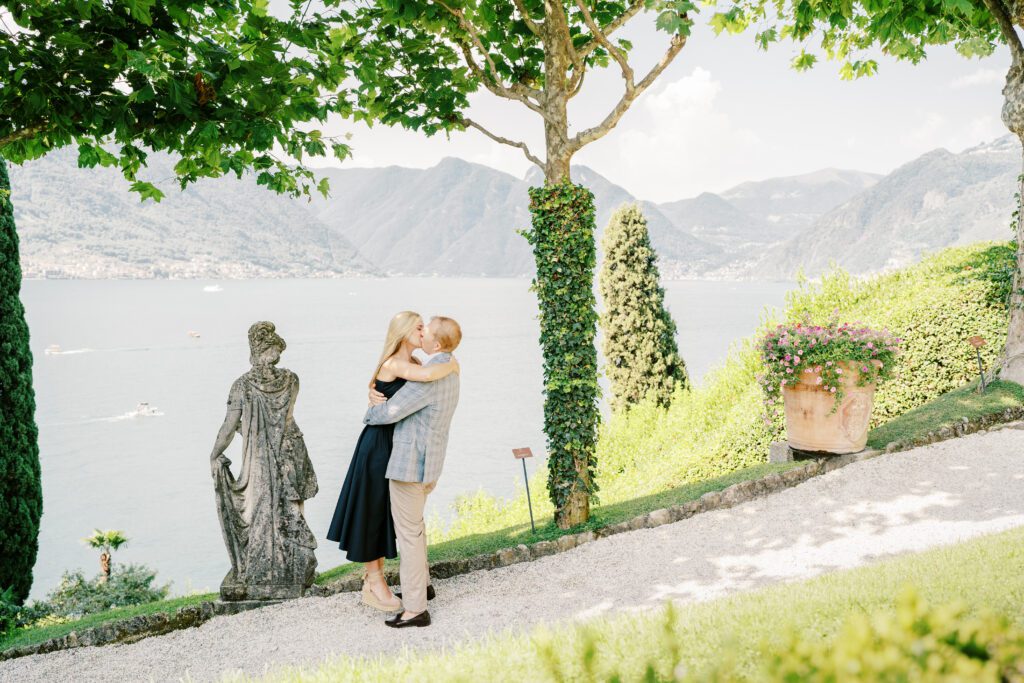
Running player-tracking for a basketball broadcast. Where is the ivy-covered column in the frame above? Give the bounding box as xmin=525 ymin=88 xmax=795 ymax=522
xmin=0 ymin=159 xmax=42 ymax=603
xmin=522 ymin=182 xmax=600 ymax=529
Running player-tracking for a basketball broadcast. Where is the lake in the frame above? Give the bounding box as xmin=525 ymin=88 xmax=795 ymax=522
xmin=21 ymin=278 xmax=794 ymax=599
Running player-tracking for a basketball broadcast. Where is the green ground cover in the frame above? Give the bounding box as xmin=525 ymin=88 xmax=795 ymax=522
xmin=243 ymin=524 xmax=1024 ymax=682
xmin=434 ymin=242 xmax=1017 ymax=541
xmin=866 ymin=378 xmax=1024 ymax=448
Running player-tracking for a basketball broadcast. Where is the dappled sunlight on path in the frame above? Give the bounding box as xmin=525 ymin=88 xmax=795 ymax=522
xmin=4 ymin=429 xmax=1024 ymax=683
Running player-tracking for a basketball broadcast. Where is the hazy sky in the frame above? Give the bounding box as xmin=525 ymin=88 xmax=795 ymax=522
xmin=308 ymin=13 xmax=1011 ymax=203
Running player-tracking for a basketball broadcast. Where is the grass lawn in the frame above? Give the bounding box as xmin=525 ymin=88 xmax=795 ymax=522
xmin=315 ymin=461 xmax=802 ymax=585
xmin=867 ymin=378 xmax=1024 ymax=449
xmin=243 ymin=524 xmax=1024 ymax=682
xmin=0 ymin=592 xmax=214 ymax=652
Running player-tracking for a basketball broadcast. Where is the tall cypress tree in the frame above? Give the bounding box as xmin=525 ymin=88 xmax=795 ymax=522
xmin=599 ymin=203 xmax=688 ymax=412
xmin=0 ymin=159 xmax=42 ymax=604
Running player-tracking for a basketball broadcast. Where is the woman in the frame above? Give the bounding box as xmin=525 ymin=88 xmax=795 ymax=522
xmin=326 ymin=311 xmax=459 ymax=611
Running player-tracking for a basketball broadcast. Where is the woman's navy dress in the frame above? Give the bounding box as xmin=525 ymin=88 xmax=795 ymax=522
xmin=326 ymin=378 xmax=405 ymax=562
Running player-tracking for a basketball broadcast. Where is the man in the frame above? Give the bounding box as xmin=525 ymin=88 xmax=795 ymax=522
xmin=364 ymin=315 xmax=462 ymax=628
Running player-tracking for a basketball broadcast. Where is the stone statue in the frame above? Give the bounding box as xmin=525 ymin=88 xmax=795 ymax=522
xmin=209 ymin=321 xmax=318 ymax=601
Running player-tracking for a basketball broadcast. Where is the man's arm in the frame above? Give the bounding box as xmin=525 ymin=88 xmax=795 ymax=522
xmin=363 ymin=380 xmax=434 ymax=426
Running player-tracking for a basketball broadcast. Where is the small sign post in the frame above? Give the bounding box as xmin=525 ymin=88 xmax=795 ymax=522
xmin=513 ymin=447 xmax=536 ymax=533
xmin=969 ymin=335 xmax=988 ymax=393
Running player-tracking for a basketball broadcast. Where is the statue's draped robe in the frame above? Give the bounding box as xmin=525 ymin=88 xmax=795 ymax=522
xmin=215 ymin=368 xmax=318 ymax=599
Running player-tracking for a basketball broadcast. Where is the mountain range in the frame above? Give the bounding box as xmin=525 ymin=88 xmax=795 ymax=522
xmin=8 ymin=137 xmax=1021 ymax=280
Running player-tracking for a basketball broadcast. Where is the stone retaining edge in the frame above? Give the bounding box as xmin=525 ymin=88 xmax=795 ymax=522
xmin=6 ymin=406 xmax=1022 ymax=661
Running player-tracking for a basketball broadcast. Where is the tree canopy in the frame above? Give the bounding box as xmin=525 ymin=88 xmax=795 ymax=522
xmin=340 ymin=0 xmax=697 ymax=181
xmin=708 ymin=0 xmax=1003 ymax=78
xmin=0 ymin=0 xmax=357 ymax=200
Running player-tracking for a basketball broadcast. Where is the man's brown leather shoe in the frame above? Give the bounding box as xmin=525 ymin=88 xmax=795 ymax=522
xmin=395 ymin=585 xmax=436 ymax=601
xmin=385 ymin=611 xmax=431 ymax=628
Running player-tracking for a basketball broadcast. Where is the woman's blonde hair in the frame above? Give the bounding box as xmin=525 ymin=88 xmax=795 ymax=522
xmin=370 ymin=311 xmax=422 ymax=387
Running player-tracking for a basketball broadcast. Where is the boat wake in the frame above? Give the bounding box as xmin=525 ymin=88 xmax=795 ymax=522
xmin=44 ymin=347 xmax=94 ymax=356
xmin=97 ymin=403 xmax=165 ymax=422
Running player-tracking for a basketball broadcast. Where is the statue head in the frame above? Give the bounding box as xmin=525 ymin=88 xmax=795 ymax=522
xmin=248 ymin=321 xmax=286 ymax=367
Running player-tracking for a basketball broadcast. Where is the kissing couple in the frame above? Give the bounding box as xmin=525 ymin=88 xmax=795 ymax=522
xmin=326 ymin=311 xmax=462 ymax=628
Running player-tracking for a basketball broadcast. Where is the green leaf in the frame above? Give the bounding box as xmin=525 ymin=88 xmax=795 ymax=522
xmin=123 ymin=0 xmax=154 ymax=25
xmin=129 ymin=181 xmax=165 ymax=203
xmin=792 ymin=51 xmax=819 ymax=71
xmin=316 ymin=176 xmax=331 ymax=198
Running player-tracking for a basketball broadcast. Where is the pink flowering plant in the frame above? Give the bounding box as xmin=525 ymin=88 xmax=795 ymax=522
xmin=757 ymin=316 xmax=901 ymax=416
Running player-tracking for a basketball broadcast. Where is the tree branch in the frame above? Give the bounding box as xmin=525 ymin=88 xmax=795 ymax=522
xmin=454 ymin=41 xmax=551 ymax=121
xmin=461 ymin=117 xmax=543 ymax=168
xmin=434 ymin=0 xmax=543 ymax=109
xmin=983 ymin=0 xmax=1024 ymax=66
xmin=568 ymin=62 xmax=587 ymax=98
xmin=511 ymin=0 xmax=542 ymax=36
xmin=0 ymin=121 xmax=51 ymax=148
xmin=576 ymin=0 xmax=644 ymax=60
xmin=573 ymin=0 xmax=633 ymax=88
xmin=570 ymin=31 xmax=687 ymax=152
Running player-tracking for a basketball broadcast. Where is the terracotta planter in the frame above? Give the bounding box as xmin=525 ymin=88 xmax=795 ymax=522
xmin=782 ymin=361 xmax=879 ymax=454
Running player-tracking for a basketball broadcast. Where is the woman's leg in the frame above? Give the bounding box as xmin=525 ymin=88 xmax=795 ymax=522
xmin=362 ymin=557 xmax=400 ymax=610
xmin=365 ymin=558 xmax=395 ymax=599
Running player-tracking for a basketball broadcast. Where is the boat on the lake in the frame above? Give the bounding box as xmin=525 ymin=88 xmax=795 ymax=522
xmin=132 ymin=402 xmax=162 ymax=418
xmin=44 ymin=344 xmax=61 ymax=355
xmin=188 ymin=330 xmax=201 ymax=338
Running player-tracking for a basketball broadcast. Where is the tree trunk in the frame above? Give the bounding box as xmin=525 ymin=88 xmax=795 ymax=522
xmin=532 ymin=0 xmax=598 ymax=528
xmin=999 ymin=63 xmax=1024 ymax=384
xmin=541 ymin=1 xmax=573 ymax=184
xmin=559 ymin=491 xmax=590 ymax=529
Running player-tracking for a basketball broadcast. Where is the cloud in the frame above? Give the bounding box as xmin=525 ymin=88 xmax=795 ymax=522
xmin=905 ymin=112 xmax=946 ymax=147
xmin=608 ymin=68 xmax=761 ymax=201
xmin=902 ymin=110 xmax=1005 ymax=153
xmin=964 ymin=115 xmax=1005 ymax=144
xmin=951 ymin=68 xmax=1004 ymax=89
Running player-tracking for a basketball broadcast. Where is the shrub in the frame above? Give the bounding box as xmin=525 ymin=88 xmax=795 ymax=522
xmin=725 ymin=589 xmax=1024 ymax=682
xmin=0 ymin=159 xmax=43 ymax=604
xmin=0 ymin=586 xmax=53 ymax=637
xmin=599 ymin=203 xmax=688 ymax=411
xmin=0 ymin=587 xmax=17 ymax=636
xmin=45 ymin=564 xmax=170 ymax=619
xmin=536 ymin=589 xmax=1024 ymax=682
xmin=522 ymin=183 xmax=601 ymax=528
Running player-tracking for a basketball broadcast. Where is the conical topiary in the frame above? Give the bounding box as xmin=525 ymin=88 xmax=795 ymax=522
xmin=599 ymin=203 xmax=688 ymax=411
xmin=0 ymin=158 xmax=42 ymax=604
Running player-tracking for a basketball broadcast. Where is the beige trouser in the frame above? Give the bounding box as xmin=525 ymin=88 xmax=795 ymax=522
xmin=389 ymin=479 xmax=436 ymax=614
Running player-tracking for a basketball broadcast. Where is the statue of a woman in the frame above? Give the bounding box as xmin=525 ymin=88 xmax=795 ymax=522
xmin=209 ymin=321 xmax=318 ymax=601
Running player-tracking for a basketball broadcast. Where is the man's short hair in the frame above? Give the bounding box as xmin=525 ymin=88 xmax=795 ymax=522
xmin=432 ymin=316 xmax=462 ymax=352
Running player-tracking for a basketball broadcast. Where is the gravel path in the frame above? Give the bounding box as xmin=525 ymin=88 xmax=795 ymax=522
xmin=5 ymin=428 xmax=1024 ymax=683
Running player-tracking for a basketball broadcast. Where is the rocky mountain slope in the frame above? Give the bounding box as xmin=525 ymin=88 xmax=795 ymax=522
xmin=8 ymin=137 xmax=1018 ymax=280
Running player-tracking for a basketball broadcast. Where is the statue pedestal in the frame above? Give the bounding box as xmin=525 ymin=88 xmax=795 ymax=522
xmin=213 ymin=600 xmax=286 ymax=616
xmin=220 ymin=580 xmax=307 ymax=602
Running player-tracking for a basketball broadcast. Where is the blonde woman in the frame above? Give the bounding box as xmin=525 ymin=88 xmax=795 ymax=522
xmin=326 ymin=311 xmax=459 ymax=611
